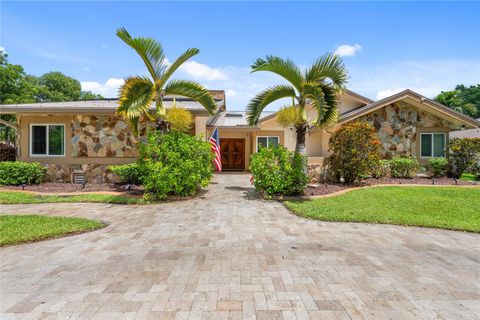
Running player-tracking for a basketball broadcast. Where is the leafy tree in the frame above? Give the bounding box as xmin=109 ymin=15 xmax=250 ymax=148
xmin=80 ymin=91 xmax=104 ymax=100
xmin=434 ymin=84 xmax=480 ymax=119
xmin=246 ymin=54 xmax=348 ymax=157
xmin=0 ymin=50 xmax=38 ymax=104
xmin=456 ymin=84 xmax=480 ymax=118
xmin=115 ymin=28 xmax=217 ymax=133
xmin=37 ymin=72 xmax=82 ymax=102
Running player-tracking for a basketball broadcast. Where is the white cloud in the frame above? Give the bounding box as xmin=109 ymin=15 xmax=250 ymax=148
xmin=376 ymin=89 xmax=405 ymax=100
xmin=334 ymin=44 xmax=362 ymax=57
xmin=225 ymin=89 xmax=236 ymax=97
xmin=178 ymin=61 xmax=228 ymax=81
xmin=81 ymin=78 xmax=124 ymax=97
xmin=84 ymin=66 xmax=91 ymax=72
xmin=0 ymin=46 xmax=6 ymax=54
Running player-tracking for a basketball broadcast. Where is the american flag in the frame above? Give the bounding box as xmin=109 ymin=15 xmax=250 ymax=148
xmin=209 ymin=128 xmax=222 ymax=172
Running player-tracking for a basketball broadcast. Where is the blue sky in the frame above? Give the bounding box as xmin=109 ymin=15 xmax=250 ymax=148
xmin=1 ymin=1 xmax=479 ymax=110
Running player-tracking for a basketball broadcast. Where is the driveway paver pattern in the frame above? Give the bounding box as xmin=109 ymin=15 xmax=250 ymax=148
xmin=1 ymin=173 xmax=479 ymax=319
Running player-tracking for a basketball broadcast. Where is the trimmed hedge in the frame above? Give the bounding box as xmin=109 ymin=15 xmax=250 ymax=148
xmin=0 ymin=161 xmax=46 ymax=185
xmin=108 ymin=163 xmax=146 ymax=185
xmin=389 ymin=157 xmax=419 ymax=178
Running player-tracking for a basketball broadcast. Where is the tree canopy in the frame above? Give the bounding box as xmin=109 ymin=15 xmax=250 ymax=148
xmin=0 ymin=50 xmax=103 ymax=104
xmin=434 ymin=84 xmax=480 ymax=119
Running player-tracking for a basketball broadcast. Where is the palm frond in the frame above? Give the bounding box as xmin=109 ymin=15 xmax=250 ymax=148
xmin=246 ymin=85 xmax=297 ymax=125
xmin=164 ymin=79 xmax=217 ymax=114
xmin=117 ymin=76 xmax=154 ymax=119
xmin=251 ymin=55 xmax=304 ymax=91
xmin=162 ymin=48 xmax=199 ymax=84
xmin=302 ymin=82 xmax=327 ymax=125
xmin=305 ymin=53 xmax=348 ymax=91
xmin=116 ymin=27 xmax=167 ymax=81
xmin=127 ymin=116 xmax=140 ymax=136
xmin=308 ymin=83 xmax=340 ymax=127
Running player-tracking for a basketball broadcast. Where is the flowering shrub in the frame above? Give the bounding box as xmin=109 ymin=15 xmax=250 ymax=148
xmin=328 ymin=122 xmax=381 ymax=183
xmin=250 ymin=146 xmax=307 ymax=197
xmin=447 ymin=138 xmax=480 ymax=178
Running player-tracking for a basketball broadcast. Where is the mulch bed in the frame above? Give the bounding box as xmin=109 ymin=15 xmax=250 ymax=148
xmin=0 ymin=182 xmax=144 ymax=195
xmin=305 ymin=177 xmax=476 ymax=197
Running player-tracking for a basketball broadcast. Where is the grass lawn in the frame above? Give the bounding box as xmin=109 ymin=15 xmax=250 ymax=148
xmin=0 ymin=215 xmax=105 ymax=246
xmin=284 ymin=186 xmax=480 ymax=233
xmin=0 ymin=192 xmax=140 ymax=205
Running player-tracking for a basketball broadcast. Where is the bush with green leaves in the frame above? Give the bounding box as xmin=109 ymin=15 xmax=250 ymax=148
xmin=371 ymin=159 xmax=391 ymax=178
xmin=428 ymin=157 xmax=448 ymax=177
xmin=108 ymin=163 xmax=146 ymax=185
xmin=389 ymin=157 xmax=419 ymax=178
xmin=447 ymin=138 xmax=480 ymax=178
xmin=0 ymin=161 xmax=46 ymax=185
xmin=139 ymin=131 xmax=213 ymax=200
xmin=328 ymin=122 xmax=381 ymax=183
xmin=250 ymin=146 xmax=308 ymax=197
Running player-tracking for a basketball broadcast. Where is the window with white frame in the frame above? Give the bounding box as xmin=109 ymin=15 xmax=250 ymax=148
xmin=30 ymin=124 xmax=65 ymax=156
xmin=420 ymin=133 xmax=446 ymax=158
xmin=256 ymin=136 xmax=279 ymax=152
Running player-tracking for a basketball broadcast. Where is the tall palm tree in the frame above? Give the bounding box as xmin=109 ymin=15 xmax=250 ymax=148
xmin=116 ymin=28 xmax=217 ymax=133
xmin=246 ymin=53 xmax=348 ymax=155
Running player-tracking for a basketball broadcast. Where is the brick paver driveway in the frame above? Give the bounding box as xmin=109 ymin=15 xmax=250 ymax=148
xmin=1 ymin=173 xmax=479 ymax=319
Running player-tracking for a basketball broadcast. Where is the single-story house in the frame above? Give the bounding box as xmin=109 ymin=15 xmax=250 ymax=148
xmin=0 ymin=89 xmax=479 ymax=183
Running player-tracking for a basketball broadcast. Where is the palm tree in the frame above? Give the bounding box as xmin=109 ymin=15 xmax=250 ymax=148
xmin=116 ymin=28 xmax=217 ymax=133
xmin=246 ymin=54 xmax=348 ymax=155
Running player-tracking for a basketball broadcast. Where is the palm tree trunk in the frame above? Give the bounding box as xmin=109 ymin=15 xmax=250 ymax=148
xmin=295 ymin=125 xmax=307 ymax=155
xmin=155 ymin=118 xmax=170 ymax=134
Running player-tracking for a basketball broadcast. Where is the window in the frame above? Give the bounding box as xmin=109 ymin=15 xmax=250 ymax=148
xmin=30 ymin=124 xmax=65 ymax=156
xmin=256 ymin=136 xmax=279 ymax=152
xmin=420 ymin=133 xmax=445 ymax=158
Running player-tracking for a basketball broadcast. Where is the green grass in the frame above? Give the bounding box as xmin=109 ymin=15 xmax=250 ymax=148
xmin=460 ymin=173 xmax=477 ymax=181
xmin=285 ymin=186 xmax=480 ymax=233
xmin=0 ymin=215 xmax=105 ymax=246
xmin=0 ymin=192 xmax=140 ymax=205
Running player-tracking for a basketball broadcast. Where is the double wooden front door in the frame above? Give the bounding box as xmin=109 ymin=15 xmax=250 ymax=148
xmin=220 ymin=139 xmax=245 ymax=170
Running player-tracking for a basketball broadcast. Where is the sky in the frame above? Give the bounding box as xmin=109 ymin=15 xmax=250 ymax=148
xmin=1 ymin=1 xmax=479 ymax=111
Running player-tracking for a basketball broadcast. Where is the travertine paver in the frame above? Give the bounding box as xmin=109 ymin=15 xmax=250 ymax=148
xmin=1 ymin=173 xmax=479 ymax=319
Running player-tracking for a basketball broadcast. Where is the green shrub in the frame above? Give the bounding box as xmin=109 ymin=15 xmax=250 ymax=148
xmin=389 ymin=157 xmax=419 ymax=178
xmin=250 ymin=146 xmax=308 ymax=197
xmin=428 ymin=157 xmax=448 ymax=177
xmin=0 ymin=161 xmax=46 ymax=185
xmin=140 ymin=131 xmax=213 ymax=200
xmin=108 ymin=163 xmax=146 ymax=185
xmin=328 ymin=122 xmax=381 ymax=183
xmin=372 ymin=159 xmax=390 ymax=178
xmin=447 ymin=138 xmax=480 ymax=178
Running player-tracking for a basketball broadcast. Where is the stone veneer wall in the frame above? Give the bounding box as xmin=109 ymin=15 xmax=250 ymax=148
xmin=45 ymin=164 xmax=122 ymax=184
xmin=358 ymin=101 xmax=455 ymax=158
xmin=71 ymin=115 xmax=139 ymax=158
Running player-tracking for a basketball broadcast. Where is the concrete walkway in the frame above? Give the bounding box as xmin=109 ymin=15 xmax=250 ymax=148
xmin=1 ymin=173 xmax=479 ymax=319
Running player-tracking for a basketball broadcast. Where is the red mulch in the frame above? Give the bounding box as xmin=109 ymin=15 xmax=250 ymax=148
xmin=305 ymin=177 xmax=474 ymax=196
xmin=0 ymin=183 xmax=144 ymax=195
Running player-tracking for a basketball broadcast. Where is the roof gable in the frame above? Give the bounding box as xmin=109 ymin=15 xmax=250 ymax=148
xmin=339 ymin=89 xmax=480 ymax=128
